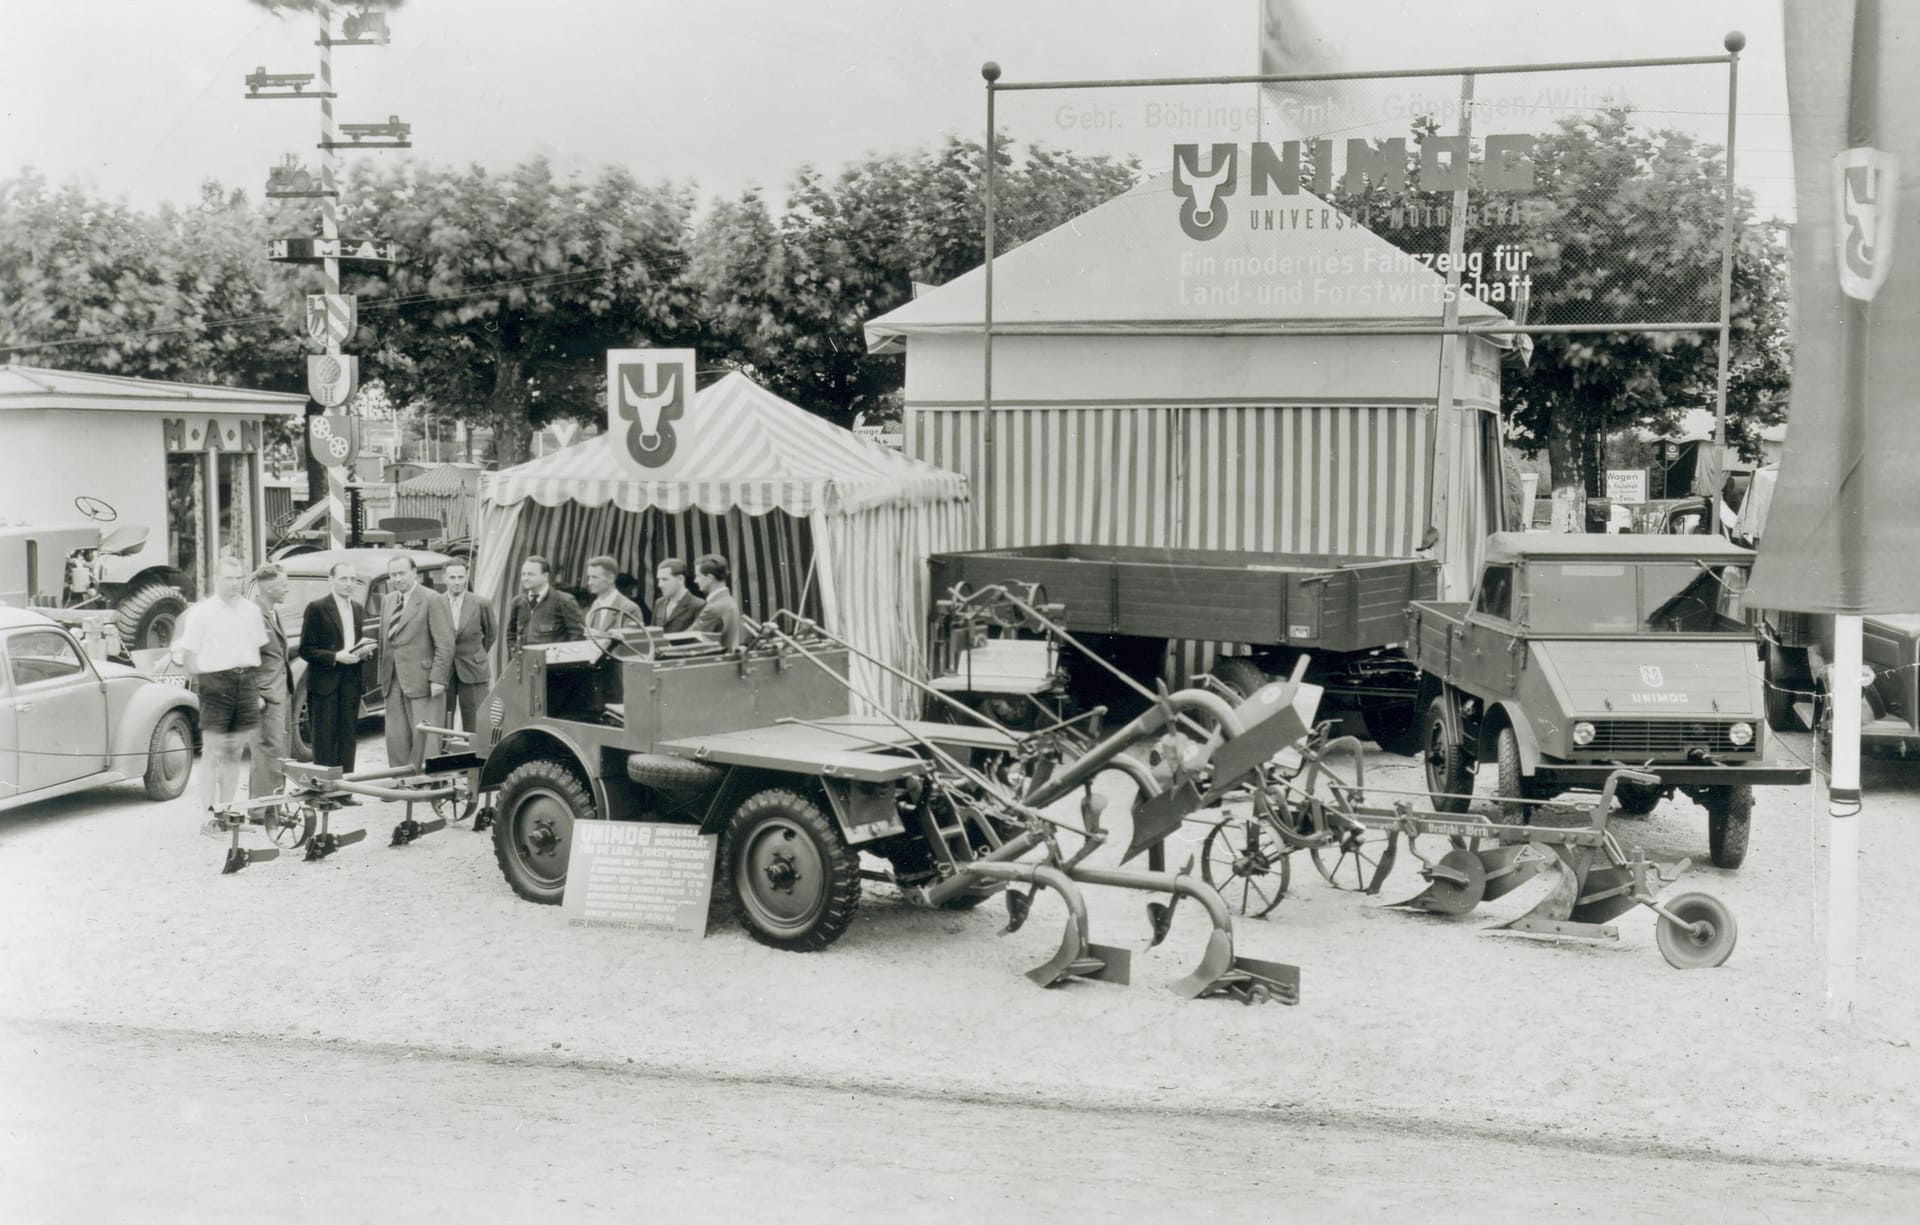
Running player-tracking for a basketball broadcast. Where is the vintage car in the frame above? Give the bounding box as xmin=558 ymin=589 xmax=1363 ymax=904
xmin=0 ymin=605 xmax=199 ymax=813
xmin=273 ymin=548 xmax=453 ymax=759
xmin=1406 ymin=533 xmax=1810 ymax=869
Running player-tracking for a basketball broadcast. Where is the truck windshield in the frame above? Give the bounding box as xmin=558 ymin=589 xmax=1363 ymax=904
xmin=1526 ymin=562 xmax=1747 ymax=634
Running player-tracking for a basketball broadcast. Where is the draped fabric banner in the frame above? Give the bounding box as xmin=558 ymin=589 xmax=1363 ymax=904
xmin=1747 ymin=0 xmax=1920 ymax=612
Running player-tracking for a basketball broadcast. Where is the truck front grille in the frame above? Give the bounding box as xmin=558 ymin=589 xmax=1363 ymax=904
xmin=1586 ymin=720 xmax=1744 ymax=757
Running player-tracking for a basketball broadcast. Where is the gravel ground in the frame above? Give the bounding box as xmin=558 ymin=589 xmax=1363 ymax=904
xmin=2 ymin=725 xmax=1916 ymax=1171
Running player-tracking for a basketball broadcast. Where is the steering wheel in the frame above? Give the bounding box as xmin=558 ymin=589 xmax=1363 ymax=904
xmin=75 ymin=496 xmax=118 ymax=523
xmin=588 ymin=607 xmax=655 ymax=664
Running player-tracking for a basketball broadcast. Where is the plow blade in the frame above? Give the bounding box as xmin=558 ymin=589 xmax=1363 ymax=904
xmin=1027 ymin=928 xmax=1130 ymax=988
xmin=390 ymin=816 xmax=448 ymax=846
xmin=1173 ymin=930 xmax=1300 ymax=1005
xmin=1202 ymin=697 xmax=1309 ymax=801
xmin=1388 ymin=849 xmax=1487 ymax=916
xmin=222 ymin=846 xmax=280 ymax=874
xmin=1567 ymin=866 xmax=1641 ymax=926
xmin=1125 ymin=777 xmax=1203 ymax=863
xmin=1477 ymin=844 xmax=1545 ymax=901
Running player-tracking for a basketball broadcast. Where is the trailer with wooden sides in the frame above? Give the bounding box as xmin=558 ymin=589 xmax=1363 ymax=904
xmin=928 ymin=543 xmax=1438 ymax=752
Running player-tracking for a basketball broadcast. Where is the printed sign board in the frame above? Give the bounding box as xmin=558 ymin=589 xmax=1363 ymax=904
xmin=307 ymin=354 xmax=359 ymax=408
xmin=267 ymin=237 xmax=398 ymax=264
xmin=606 ymin=349 xmax=696 ymax=471
xmin=562 ymin=821 xmax=717 ymax=935
xmin=1605 ymin=469 xmax=1649 ymax=505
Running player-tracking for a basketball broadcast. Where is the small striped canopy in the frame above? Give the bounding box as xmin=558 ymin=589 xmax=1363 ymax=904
xmin=480 ymin=373 xmax=967 ymax=516
xmin=395 ymin=463 xmax=483 ymax=497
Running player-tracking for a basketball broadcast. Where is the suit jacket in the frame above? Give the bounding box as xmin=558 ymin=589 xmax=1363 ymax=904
xmin=585 ymin=590 xmax=644 ymax=633
xmin=299 ymin=594 xmax=367 ymax=697
xmin=254 ymin=601 xmax=292 ymax=700
xmin=444 ymin=592 xmax=495 ymax=685
xmin=653 ymin=590 xmax=704 ymax=633
xmin=377 ymin=584 xmax=455 ymax=699
xmin=507 ymin=587 xmax=585 ymax=652
xmin=691 ymin=585 xmax=741 ymax=651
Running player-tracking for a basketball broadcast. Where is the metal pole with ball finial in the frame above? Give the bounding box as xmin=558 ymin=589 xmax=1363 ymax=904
xmin=981 ymin=61 xmax=1001 ymax=548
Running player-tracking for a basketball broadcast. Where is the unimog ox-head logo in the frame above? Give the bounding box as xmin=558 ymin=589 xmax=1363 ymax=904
xmin=606 ymin=349 xmax=696 ymax=470
xmin=1173 ymin=143 xmax=1238 ymax=241
xmin=1639 ymin=665 xmax=1666 ymax=689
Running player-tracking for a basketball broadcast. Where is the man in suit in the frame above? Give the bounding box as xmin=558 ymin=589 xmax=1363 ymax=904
xmin=377 ymin=553 xmax=455 ymax=766
xmin=299 ymin=559 xmax=370 ymax=770
xmin=583 ymin=554 xmax=644 ymax=636
xmin=249 ymin=562 xmax=294 ymax=806
xmin=691 ymin=553 xmax=742 ymax=651
xmin=507 ymin=554 xmax=585 ymax=654
xmin=441 ymin=558 xmax=494 ymax=733
xmin=651 ymin=558 xmax=704 ymax=632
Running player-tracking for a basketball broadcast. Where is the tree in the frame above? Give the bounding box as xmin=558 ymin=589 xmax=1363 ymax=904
xmin=691 ymin=136 xmax=1138 ymax=425
xmin=1327 ymin=108 xmax=1791 ymax=524
xmin=342 ymin=158 xmax=700 ymax=464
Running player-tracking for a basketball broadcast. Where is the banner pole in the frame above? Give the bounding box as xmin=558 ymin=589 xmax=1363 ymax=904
xmin=981 ymin=63 xmax=1000 ymax=549
xmin=318 ymin=0 xmax=348 ymax=550
xmin=1710 ymin=33 xmax=1743 ymax=533
xmin=1826 ymin=613 xmax=1863 ymax=1019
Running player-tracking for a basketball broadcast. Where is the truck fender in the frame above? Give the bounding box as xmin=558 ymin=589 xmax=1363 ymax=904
xmin=479 ymin=727 xmax=596 ymax=796
xmin=110 ymin=685 xmax=200 ymax=769
xmin=1481 ymin=701 xmax=1543 ymax=776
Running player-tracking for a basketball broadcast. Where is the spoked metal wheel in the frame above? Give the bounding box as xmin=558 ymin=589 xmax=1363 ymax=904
xmin=1294 ymin=736 xmax=1395 ymax=893
xmin=263 ymin=802 xmax=315 ymax=849
xmin=1310 ymin=826 xmax=1396 ymax=893
xmin=1199 ymin=802 xmax=1292 ymax=918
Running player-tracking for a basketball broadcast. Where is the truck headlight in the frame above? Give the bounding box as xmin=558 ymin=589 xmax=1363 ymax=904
xmin=1572 ymin=721 xmax=1596 ymax=747
xmin=1729 ymin=722 xmax=1754 ymax=747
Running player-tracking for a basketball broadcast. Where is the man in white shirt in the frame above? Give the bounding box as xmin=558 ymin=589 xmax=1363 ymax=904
xmin=177 ymin=556 xmax=268 ymax=824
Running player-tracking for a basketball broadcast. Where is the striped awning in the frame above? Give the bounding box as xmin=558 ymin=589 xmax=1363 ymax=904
xmin=395 ymin=463 xmax=483 ymax=497
xmin=481 ymin=373 xmax=967 ymax=516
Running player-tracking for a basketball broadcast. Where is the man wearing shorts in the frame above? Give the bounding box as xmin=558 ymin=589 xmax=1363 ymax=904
xmin=177 ymin=556 xmax=269 ymax=829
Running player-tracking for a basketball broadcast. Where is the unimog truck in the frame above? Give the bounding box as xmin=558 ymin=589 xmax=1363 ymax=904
xmin=1406 ymin=533 xmax=1810 ymax=869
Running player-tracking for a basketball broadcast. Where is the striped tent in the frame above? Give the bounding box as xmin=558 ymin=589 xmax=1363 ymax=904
xmin=393 ymin=462 xmax=483 ymax=540
xmin=474 ymin=373 xmax=972 ymax=715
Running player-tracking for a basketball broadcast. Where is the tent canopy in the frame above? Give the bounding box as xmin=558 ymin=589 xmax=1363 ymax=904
xmin=396 ymin=462 xmax=483 ymax=497
xmin=865 ymin=172 xmax=1506 ymax=352
xmin=480 ymin=373 xmax=966 ymax=516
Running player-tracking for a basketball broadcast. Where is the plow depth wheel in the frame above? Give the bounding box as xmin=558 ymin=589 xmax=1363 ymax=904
xmin=1200 ymin=811 xmax=1291 ymax=918
xmin=493 ymin=759 xmax=595 ymax=905
xmin=265 ymin=803 xmax=315 ymax=849
xmin=1419 ymin=698 xmax=1474 ymax=814
xmin=726 ymin=789 xmax=861 ymax=952
xmin=1655 ymin=891 xmax=1739 ymax=969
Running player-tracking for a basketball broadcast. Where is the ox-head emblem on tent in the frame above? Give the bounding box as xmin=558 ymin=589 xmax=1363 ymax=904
xmin=1834 ymin=147 xmax=1900 ymax=302
xmin=1173 ymin=144 xmax=1238 ymax=242
xmin=606 ymin=349 xmax=696 ymax=469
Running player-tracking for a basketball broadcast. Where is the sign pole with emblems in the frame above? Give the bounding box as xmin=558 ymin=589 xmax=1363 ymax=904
xmin=248 ymin=1 xmax=406 ymax=549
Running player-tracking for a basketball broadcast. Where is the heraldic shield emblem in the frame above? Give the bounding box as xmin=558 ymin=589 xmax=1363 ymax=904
xmin=606 ymin=349 xmax=695 ymax=469
xmin=1835 ymin=147 xmax=1900 ymax=302
xmin=1639 ymin=665 xmax=1666 ymax=689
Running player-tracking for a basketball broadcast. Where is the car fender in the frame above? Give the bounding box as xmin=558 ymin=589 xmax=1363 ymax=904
xmin=479 ymin=726 xmax=598 ymax=796
xmin=1480 ymin=700 xmax=1542 ymax=775
xmin=109 ymin=681 xmax=199 ymax=765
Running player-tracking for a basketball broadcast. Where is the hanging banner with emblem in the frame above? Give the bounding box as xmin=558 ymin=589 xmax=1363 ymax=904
xmin=307 ymin=353 xmax=360 ymax=408
xmin=306 ymin=294 xmax=358 ymax=348
xmin=309 ymin=414 xmax=359 ymax=468
xmin=606 ymin=349 xmax=696 ymax=470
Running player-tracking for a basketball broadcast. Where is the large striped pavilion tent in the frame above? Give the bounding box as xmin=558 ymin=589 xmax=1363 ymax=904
xmin=472 ymin=373 xmax=970 ymax=714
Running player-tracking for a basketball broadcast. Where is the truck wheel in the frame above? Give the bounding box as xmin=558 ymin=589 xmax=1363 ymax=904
xmin=1209 ymin=656 xmax=1269 ymax=700
xmin=493 ymin=758 xmax=596 ymax=905
xmin=1704 ymin=785 xmax=1753 ymax=870
xmin=1364 ymin=701 xmax=1422 ymax=757
xmin=289 ymin=677 xmax=315 ymax=762
xmin=1763 ymin=645 xmax=1804 ymax=732
xmin=1493 ymin=726 xmax=1531 ymax=824
xmin=142 ymin=708 xmax=195 ymax=800
xmin=1419 ymin=698 xmax=1474 ymax=814
xmin=1616 ymin=782 xmax=1663 ymax=817
xmin=114 ymin=581 xmax=187 ymax=652
xmin=725 ymin=788 xmax=861 ymax=952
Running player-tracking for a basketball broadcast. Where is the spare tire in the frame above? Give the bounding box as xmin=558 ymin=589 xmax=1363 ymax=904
xmin=114 ymin=581 xmax=187 ymax=652
xmin=626 ymin=752 xmax=724 ymax=799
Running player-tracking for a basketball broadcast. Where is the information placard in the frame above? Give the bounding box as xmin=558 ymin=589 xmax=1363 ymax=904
xmin=1605 ymin=468 xmax=1649 ymax=505
xmin=562 ymin=822 xmax=717 ymax=935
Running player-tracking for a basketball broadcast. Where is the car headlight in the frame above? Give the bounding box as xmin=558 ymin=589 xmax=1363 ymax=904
xmin=1572 ymin=721 xmax=1596 ymax=747
xmin=1729 ymin=722 xmax=1754 ymax=747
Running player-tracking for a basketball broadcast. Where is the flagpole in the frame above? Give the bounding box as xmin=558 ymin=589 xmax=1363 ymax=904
xmin=1827 ymin=614 xmax=1863 ymax=1019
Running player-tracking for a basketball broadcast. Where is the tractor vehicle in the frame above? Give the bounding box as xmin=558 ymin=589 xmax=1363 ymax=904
xmin=1406 ymin=532 xmax=1811 ymax=869
xmin=0 ymin=516 xmax=189 ymax=652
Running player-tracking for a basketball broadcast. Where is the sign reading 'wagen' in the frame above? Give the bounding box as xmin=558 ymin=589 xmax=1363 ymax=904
xmin=562 ymin=821 xmax=717 ymax=935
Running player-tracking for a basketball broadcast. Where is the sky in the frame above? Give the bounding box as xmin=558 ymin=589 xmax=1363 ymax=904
xmin=2 ymin=0 xmax=1794 ymax=219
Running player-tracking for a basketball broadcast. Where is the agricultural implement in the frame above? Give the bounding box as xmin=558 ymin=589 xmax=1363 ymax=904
xmin=1197 ymin=729 xmax=1740 ymax=969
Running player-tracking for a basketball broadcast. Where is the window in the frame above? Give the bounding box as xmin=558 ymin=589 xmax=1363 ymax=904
xmin=1475 ymin=565 xmax=1515 ymax=620
xmin=9 ymin=629 xmax=89 ymax=687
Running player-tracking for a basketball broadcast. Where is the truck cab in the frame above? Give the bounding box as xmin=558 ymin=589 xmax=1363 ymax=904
xmin=1406 ymin=533 xmax=1810 ymax=868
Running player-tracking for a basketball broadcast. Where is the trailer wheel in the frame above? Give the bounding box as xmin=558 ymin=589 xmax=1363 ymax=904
xmin=1704 ymin=785 xmax=1753 ymax=870
xmin=493 ymin=758 xmax=596 ymax=905
xmin=142 ymin=708 xmax=195 ymax=800
xmin=725 ymin=788 xmax=861 ymax=952
xmin=1364 ymin=701 xmax=1422 ymax=757
xmin=114 ymin=581 xmax=187 ymax=652
xmin=1419 ymin=698 xmax=1474 ymax=814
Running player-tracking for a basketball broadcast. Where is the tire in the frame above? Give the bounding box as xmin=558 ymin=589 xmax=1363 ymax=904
xmin=1616 ymin=782 xmax=1663 ymax=817
xmin=1210 ymin=656 xmax=1269 ymax=700
xmin=289 ymin=677 xmax=315 ymax=762
xmin=624 ymin=753 xmax=724 ymax=800
xmin=1419 ymin=697 xmax=1474 ymax=814
xmin=1705 ymin=785 xmax=1753 ymax=870
xmin=1655 ymin=891 xmax=1739 ymax=969
xmin=1364 ymin=700 xmax=1422 ymax=757
xmin=142 ymin=708 xmax=194 ymax=800
xmin=1763 ymin=646 xmax=1804 ymax=732
xmin=1493 ymin=725 xmax=1530 ymax=824
xmin=114 ymin=582 xmax=187 ymax=652
xmin=492 ymin=758 xmax=597 ymax=905
xmin=724 ymin=788 xmax=861 ymax=952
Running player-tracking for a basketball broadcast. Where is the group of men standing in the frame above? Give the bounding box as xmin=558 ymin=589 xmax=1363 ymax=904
xmin=174 ymin=549 xmax=740 ymax=821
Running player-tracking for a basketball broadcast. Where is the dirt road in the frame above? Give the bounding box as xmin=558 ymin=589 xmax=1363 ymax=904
xmin=4 ymin=1017 xmax=1914 ymax=1224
